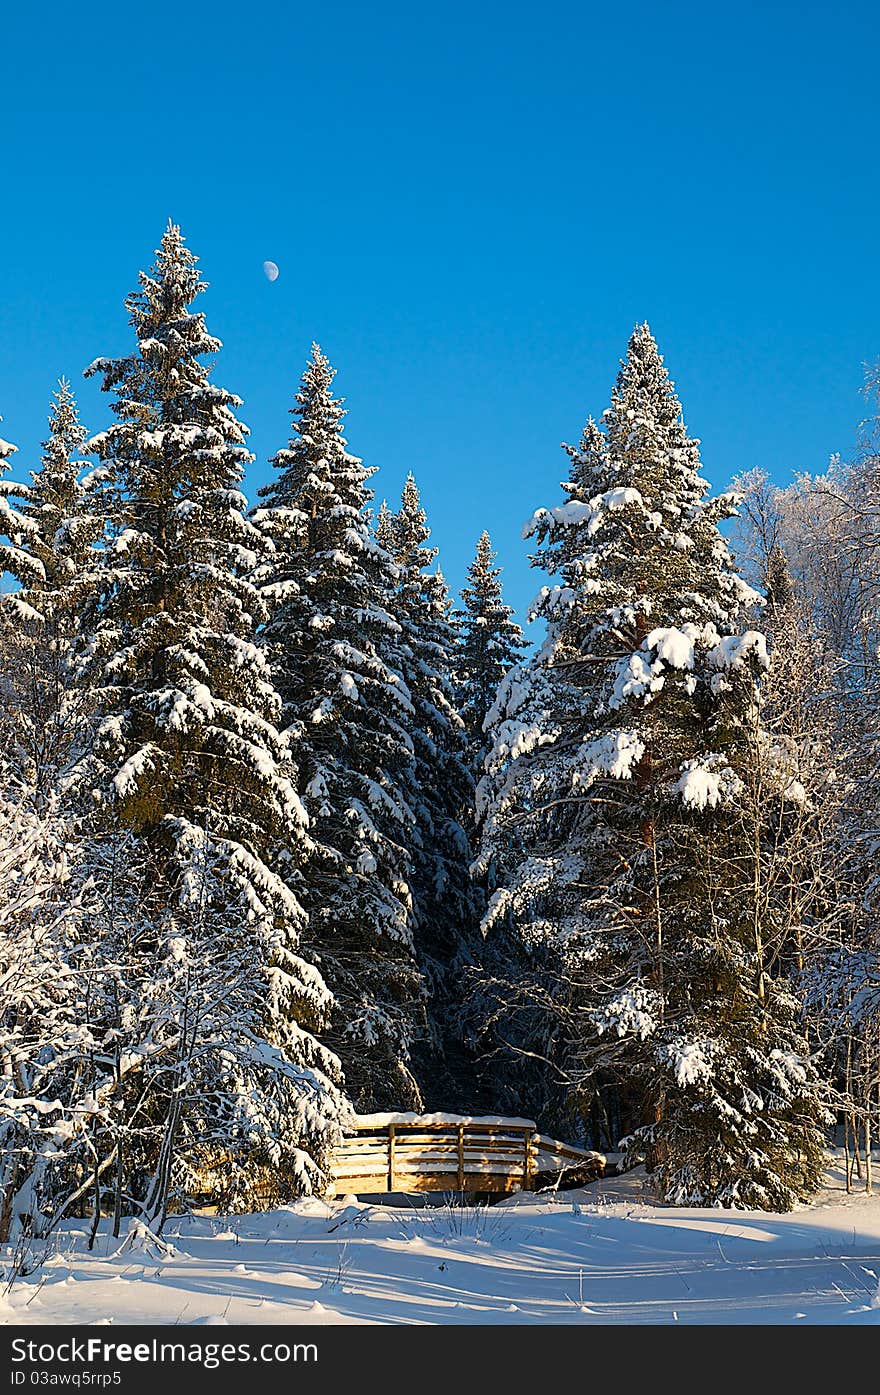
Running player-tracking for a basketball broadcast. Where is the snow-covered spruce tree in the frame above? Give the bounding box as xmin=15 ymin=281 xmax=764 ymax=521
xmin=0 ymin=420 xmax=32 ymax=779
xmin=764 ymin=543 xmax=797 ymax=616
xmin=475 ymin=324 xmax=828 ymax=1208
xmin=457 ymin=530 xmax=528 ymax=762
xmin=78 ymin=226 xmax=345 ymax=1216
xmin=0 ymin=383 xmax=107 ymax=797
xmin=0 ymin=416 xmax=44 ymax=643
xmin=252 ymin=345 xmax=425 ymax=1111
xmin=0 ymin=417 xmax=28 ymax=582
xmin=376 ymin=476 xmax=478 ymax=1105
xmin=0 ymin=422 xmax=15 ymax=466
xmin=9 ymin=380 xmax=106 ymax=620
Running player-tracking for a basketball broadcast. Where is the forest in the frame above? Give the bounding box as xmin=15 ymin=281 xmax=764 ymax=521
xmin=1 ymin=221 xmax=879 ymax=1243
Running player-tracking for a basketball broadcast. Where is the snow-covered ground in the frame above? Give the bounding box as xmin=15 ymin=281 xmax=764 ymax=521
xmin=3 ymin=1157 xmax=880 ymax=1326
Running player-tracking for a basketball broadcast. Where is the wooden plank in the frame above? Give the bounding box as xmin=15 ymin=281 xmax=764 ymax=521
xmin=391 ymin=1144 xmax=523 ymax=1159
xmin=533 ymin=1134 xmax=603 ymax=1162
xmin=390 ymin=1162 xmax=517 ymax=1172
xmin=389 ymin=1139 xmax=461 ymax=1151
xmin=381 ymin=1172 xmax=522 ymax=1194
xmin=374 ymin=1132 xmax=526 ymax=1147
xmin=473 ymin=1149 xmax=524 ymax=1158
xmin=329 ymin=1176 xmax=388 ymax=1195
xmin=457 ymin=1124 xmax=465 ymax=1190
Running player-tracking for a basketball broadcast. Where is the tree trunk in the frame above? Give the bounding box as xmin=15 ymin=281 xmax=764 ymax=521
xmin=113 ymin=1139 xmax=124 ymax=1240
xmin=865 ymin=1081 xmax=873 ymax=1197
xmin=87 ymin=1161 xmax=102 ymax=1252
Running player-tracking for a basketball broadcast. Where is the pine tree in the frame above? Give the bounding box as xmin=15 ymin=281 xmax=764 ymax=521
xmin=0 ymin=423 xmax=15 ymax=469
xmin=764 ymin=543 xmax=797 ymax=616
xmin=457 ymin=530 xmax=528 ymax=759
xmin=0 ymin=420 xmax=33 ymax=782
xmin=13 ymin=381 xmax=106 ymax=620
xmin=0 ymin=420 xmax=43 ymax=603
xmin=476 ymin=324 xmax=828 ymax=1207
xmin=78 ymin=225 xmax=344 ymax=1214
xmin=377 ymin=475 xmax=477 ymax=1104
xmin=253 ymin=345 xmax=425 ymax=1110
xmin=0 ymin=384 xmax=107 ymax=797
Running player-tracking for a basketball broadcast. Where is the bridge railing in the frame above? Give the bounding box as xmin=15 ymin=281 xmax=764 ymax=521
xmin=329 ymin=1114 xmax=604 ymax=1196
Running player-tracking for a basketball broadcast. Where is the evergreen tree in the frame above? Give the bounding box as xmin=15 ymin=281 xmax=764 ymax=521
xmin=0 ymin=421 xmax=33 ymax=781
xmin=377 ymin=475 xmax=477 ymax=1105
xmin=0 ymin=384 xmax=107 ymax=796
xmin=0 ymin=421 xmax=43 ymax=603
xmin=253 ymin=345 xmax=425 ymax=1110
xmin=78 ymin=225 xmax=344 ymax=1213
xmin=0 ymin=423 xmax=15 ymax=469
xmin=476 ymin=324 xmax=828 ymax=1207
xmin=12 ymin=381 xmax=106 ymax=621
xmin=764 ymin=543 xmax=797 ymax=616
xmin=457 ymin=530 xmax=528 ymax=759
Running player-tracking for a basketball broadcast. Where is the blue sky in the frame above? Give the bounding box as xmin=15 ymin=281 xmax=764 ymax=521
xmin=2 ymin=0 xmax=878 ymax=625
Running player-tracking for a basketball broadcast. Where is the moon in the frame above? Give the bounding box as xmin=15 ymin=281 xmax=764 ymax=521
xmin=263 ymin=260 xmax=279 ymax=282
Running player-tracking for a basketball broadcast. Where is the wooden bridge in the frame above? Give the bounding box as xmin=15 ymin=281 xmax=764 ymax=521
xmin=329 ymin=1113 xmax=605 ymax=1197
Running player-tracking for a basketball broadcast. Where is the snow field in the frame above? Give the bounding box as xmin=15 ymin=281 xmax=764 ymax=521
xmin=4 ymin=1160 xmax=880 ymax=1327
